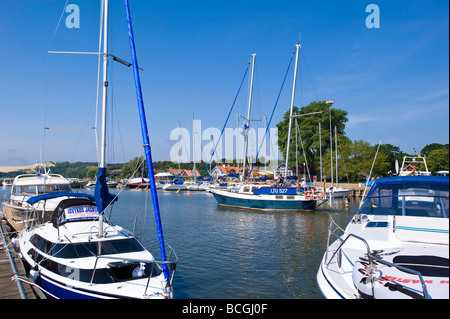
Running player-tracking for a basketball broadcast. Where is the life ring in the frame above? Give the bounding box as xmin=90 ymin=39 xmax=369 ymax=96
xmin=316 ymin=190 xmax=323 ymax=199
xmin=304 ymin=190 xmax=314 ymax=200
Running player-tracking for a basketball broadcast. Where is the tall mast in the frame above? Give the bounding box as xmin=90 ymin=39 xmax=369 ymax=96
xmin=284 ymin=43 xmax=300 ymax=178
xmin=319 ymin=122 xmax=322 ymax=186
xmin=335 ymin=125 xmax=338 ymax=186
xmin=124 ymin=0 xmax=169 ymax=282
xmin=241 ymin=53 xmax=256 ymax=182
xmin=97 ymin=0 xmax=109 ymax=238
xmin=326 ymin=100 xmax=334 ymax=186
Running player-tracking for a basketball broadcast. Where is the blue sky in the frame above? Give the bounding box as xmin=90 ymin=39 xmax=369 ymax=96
xmin=0 ymin=0 xmax=448 ymax=166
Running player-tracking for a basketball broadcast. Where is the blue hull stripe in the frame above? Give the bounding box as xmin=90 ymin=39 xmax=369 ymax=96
xmin=320 ymin=265 xmax=346 ymax=299
xmin=212 ymin=192 xmax=316 ymax=211
xmin=40 ymin=275 xmax=102 ymax=299
xmin=396 ymin=226 xmax=449 ymax=234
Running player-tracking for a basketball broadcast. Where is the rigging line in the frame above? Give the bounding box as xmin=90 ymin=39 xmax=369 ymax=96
xmin=48 ymin=0 xmax=70 ymax=51
xmin=200 ymin=62 xmax=251 ymax=179
xmin=301 ymin=49 xmax=319 ymax=101
xmin=248 ymin=50 xmax=295 ymax=178
xmin=296 ymin=119 xmax=312 ymax=182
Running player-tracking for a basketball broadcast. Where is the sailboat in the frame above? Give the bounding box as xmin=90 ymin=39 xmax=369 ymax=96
xmin=326 ymin=125 xmax=352 ymax=198
xmin=211 ymin=45 xmax=319 ymax=211
xmin=15 ymin=0 xmax=177 ymax=299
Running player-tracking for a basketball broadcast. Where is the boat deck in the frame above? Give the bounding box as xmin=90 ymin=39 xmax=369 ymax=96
xmin=0 ymin=222 xmax=36 ymax=299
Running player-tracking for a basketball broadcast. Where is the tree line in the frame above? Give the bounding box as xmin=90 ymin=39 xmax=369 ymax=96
xmin=2 ymin=101 xmax=447 ymax=181
xmin=276 ymin=100 xmax=449 ymax=182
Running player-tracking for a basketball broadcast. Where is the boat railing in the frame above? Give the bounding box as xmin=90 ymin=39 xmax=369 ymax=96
xmin=324 ymin=218 xmax=431 ymax=299
xmin=89 ymin=245 xmax=178 ymax=297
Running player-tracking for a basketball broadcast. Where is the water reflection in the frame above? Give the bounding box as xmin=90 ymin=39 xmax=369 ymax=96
xmin=0 ymin=187 xmax=360 ymax=299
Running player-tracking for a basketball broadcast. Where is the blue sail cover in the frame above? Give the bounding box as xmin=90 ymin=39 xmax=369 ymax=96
xmin=124 ymin=0 xmax=169 ymax=282
xmin=26 ymin=192 xmax=95 ymax=205
xmin=94 ymin=167 xmax=117 ymax=215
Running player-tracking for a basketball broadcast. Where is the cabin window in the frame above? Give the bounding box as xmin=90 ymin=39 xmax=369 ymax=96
xmin=37 ymin=184 xmax=72 ymax=194
xmin=13 ymin=185 xmax=37 ymax=196
xmin=30 ymin=234 xmax=146 ymax=259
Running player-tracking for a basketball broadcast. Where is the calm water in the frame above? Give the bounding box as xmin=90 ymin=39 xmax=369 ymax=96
xmin=1 ymin=186 xmax=360 ymax=299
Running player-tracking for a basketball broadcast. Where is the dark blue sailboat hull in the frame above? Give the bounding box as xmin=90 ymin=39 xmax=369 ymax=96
xmin=212 ymin=191 xmax=316 ymax=211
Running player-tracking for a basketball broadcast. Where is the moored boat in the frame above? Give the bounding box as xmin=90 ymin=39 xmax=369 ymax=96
xmin=16 ymin=193 xmax=177 ymax=299
xmin=2 ymin=171 xmax=73 ymax=232
xmin=13 ymin=0 xmax=178 ymax=299
xmin=211 ymin=184 xmax=320 ymax=211
xmin=162 ymin=178 xmax=187 ymax=191
xmin=317 ymin=176 xmax=449 ymax=299
xmin=126 ymin=177 xmax=150 ymax=189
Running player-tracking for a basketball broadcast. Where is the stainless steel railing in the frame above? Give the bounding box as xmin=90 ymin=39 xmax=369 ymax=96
xmin=324 ymin=217 xmax=431 ymax=299
xmin=89 ymin=245 xmax=178 ymax=298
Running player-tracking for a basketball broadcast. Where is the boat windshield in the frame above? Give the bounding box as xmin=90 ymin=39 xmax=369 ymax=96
xmin=13 ymin=184 xmax=72 ymax=196
xmin=359 ymin=180 xmax=449 ymax=218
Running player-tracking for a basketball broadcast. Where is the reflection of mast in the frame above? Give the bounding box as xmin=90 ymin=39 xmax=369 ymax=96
xmin=241 ymin=53 xmax=256 ymax=181
xmin=192 ymin=114 xmax=196 ymax=183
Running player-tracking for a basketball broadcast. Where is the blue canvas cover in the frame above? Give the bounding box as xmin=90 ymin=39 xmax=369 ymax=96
xmin=94 ymin=167 xmax=117 ymax=215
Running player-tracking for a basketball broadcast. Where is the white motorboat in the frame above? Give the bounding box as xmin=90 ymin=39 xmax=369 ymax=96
xmin=2 ymin=171 xmax=73 ymax=232
xmin=2 ymin=179 xmax=13 ymax=187
xmin=317 ymin=176 xmax=449 ymax=299
xmin=126 ymin=177 xmax=150 ymax=189
xmin=17 ymin=193 xmax=177 ymax=299
xmin=326 ymin=186 xmax=352 ymax=198
xmin=162 ymin=179 xmax=187 ymax=191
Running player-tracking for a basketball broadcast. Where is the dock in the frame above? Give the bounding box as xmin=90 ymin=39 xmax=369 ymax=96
xmin=0 ymin=221 xmax=36 ymax=299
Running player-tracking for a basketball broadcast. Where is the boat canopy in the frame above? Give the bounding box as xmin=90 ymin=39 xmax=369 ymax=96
xmin=359 ymin=176 xmax=449 ymax=218
xmin=26 ymin=192 xmax=95 ymax=205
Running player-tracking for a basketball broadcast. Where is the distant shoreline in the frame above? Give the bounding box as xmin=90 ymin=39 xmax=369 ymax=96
xmin=0 ymin=162 xmax=55 ymax=173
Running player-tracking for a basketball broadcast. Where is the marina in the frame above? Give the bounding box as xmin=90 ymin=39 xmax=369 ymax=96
xmin=0 ymin=0 xmax=448 ymax=302
xmin=1 ymin=186 xmax=358 ymax=299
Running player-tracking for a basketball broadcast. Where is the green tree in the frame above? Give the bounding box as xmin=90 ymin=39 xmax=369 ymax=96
xmin=276 ymin=101 xmax=348 ymax=173
xmin=379 ymin=144 xmax=407 ymax=174
xmin=120 ymin=156 xmax=147 ymax=179
xmin=86 ymin=167 xmax=98 ymax=179
xmin=421 ymin=143 xmax=449 ymax=157
xmin=427 ymin=149 xmax=449 ymax=174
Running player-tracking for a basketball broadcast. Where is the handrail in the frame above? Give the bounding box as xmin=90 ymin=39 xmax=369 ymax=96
xmin=324 ymin=218 xmax=431 ymax=299
xmin=88 ymin=245 xmax=178 ymax=297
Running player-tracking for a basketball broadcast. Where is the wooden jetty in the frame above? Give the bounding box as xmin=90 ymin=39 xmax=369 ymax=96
xmin=0 ymin=222 xmax=36 ymax=299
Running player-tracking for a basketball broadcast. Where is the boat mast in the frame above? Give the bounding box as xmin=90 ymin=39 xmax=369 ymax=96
xmin=319 ymin=122 xmax=323 ymax=186
xmin=326 ymin=100 xmax=334 ymax=186
xmin=335 ymin=125 xmax=338 ymax=186
xmin=284 ymin=43 xmax=300 ymax=178
xmin=241 ymin=53 xmax=256 ymax=182
xmin=124 ymin=0 xmax=170 ymax=282
xmin=98 ymin=0 xmax=109 ymax=238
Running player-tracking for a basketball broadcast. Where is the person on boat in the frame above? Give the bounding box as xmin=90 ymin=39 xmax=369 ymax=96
xmin=277 ymin=176 xmax=285 ymax=186
xmin=300 ymin=178 xmax=307 ymax=188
